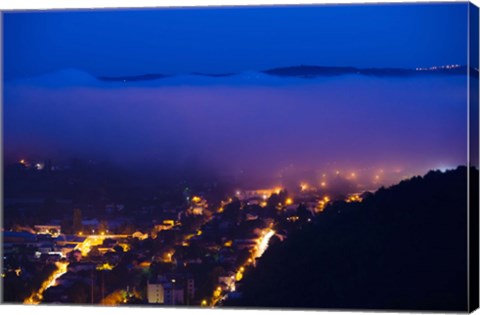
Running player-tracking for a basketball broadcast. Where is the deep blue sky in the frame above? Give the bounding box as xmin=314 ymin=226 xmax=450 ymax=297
xmin=3 ymin=3 xmax=468 ymax=80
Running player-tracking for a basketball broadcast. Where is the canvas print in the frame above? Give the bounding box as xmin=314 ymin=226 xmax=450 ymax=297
xmin=1 ymin=2 xmax=479 ymax=312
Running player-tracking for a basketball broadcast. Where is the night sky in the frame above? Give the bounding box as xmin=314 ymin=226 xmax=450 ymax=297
xmin=2 ymin=3 xmax=471 ymax=190
xmin=4 ymin=3 xmax=468 ymax=79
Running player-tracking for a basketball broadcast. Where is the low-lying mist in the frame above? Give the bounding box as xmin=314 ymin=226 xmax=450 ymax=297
xmin=4 ymin=70 xmax=468 ymax=191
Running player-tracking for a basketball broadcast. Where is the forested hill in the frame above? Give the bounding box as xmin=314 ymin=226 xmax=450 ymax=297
xmin=229 ymin=166 xmax=477 ymax=311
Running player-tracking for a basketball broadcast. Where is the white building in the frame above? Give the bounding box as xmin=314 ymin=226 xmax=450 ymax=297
xmin=147 ymin=276 xmax=194 ymax=305
xmin=147 ymin=281 xmax=165 ymax=304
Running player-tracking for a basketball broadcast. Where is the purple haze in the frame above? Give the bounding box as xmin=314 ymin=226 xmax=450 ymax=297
xmin=4 ymin=70 xmax=468 ymax=190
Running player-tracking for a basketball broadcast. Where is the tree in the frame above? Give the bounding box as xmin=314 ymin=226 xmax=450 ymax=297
xmin=267 ymin=190 xmax=288 ymax=207
xmin=98 ymin=220 xmax=108 ymax=234
xmin=223 ymin=199 xmax=242 ymax=224
xmin=67 ymin=282 xmax=89 ymax=303
xmin=61 ymin=216 xmax=72 ymax=234
xmin=68 ymin=250 xmax=82 ymax=263
xmin=88 ymin=246 xmax=101 ymax=258
xmin=297 ymin=204 xmax=312 ymax=223
xmin=103 ymin=238 xmax=116 ymax=247
xmin=113 ymin=245 xmax=124 ymax=254
xmin=120 ymin=223 xmax=136 ymax=235
xmin=73 ymin=208 xmax=83 ymax=234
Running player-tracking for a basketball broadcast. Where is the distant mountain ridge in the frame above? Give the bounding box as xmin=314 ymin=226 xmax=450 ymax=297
xmin=263 ymin=64 xmax=470 ymax=77
xmin=7 ymin=65 xmax=475 ymax=87
xmin=96 ymin=64 xmax=472 ymax=82
xmin=97 ymin=73 xmax=171 ymax=82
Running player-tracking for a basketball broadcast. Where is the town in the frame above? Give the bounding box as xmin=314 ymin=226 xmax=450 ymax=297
xmin=2 ymin=159 xmax=368 ymax=307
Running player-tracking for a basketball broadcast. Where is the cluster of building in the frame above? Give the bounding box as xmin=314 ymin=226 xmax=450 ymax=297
xmin=3 ymin=226 xmax=84 ymax=262
xmin=3 ymin=180 xmax=369 ymax=307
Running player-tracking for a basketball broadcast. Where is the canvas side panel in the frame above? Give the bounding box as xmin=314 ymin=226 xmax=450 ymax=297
xmin=468 ymin=2 xmax=479 ymax=313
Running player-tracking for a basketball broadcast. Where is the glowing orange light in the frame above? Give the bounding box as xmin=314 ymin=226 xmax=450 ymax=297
xmin=285 ymin=198 xmax=293 ymax=205
xmin=192 ymin=196 xmax=201 ymax=203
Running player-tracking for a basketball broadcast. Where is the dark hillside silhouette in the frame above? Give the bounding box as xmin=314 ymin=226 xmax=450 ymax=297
xmin=229 ymin=166 xmax=474 ymax=311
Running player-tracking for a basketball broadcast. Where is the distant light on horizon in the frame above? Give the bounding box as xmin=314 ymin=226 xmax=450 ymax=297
xmin=437 ymin=166 xmax=455 ymax=173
